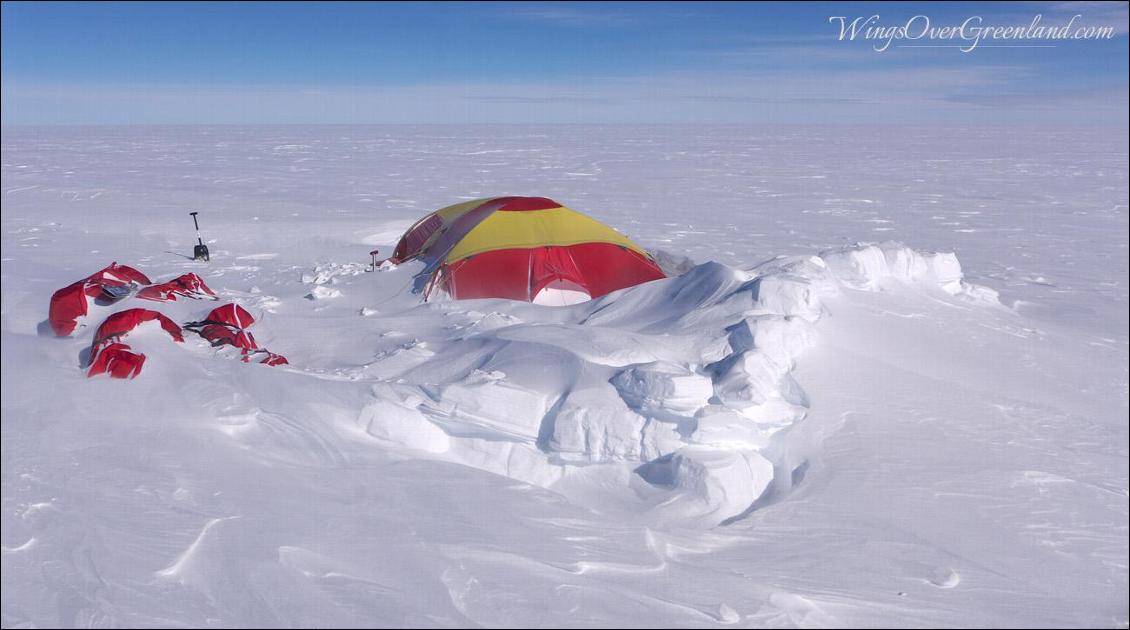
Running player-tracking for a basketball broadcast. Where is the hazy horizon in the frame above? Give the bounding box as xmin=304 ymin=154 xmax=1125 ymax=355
xmin=3 ymin=2 xmax=1127 ymax=126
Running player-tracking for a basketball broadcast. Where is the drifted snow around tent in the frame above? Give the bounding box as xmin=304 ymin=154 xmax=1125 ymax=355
xmin=389 ymin=197 xmax=666 ymax=305
xmin=43 ymin=262 xmax=288 ymax=379
xmin=86 ymin=308 xmax=184 ymax=379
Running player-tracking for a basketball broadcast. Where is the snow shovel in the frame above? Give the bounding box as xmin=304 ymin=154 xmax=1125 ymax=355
xmin=190 ymin=211 xmax=210 ymax=261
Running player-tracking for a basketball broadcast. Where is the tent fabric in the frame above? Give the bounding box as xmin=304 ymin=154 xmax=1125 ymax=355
xmin=257 ymin=351 xmax=289 ymax=366
xmin=87 ymin=262 xmax=151 ymax=287
xmin=197 ymin=324 xmax=258 ymax=352
xmin=196 ymin=303 xmax=256 ymax=329
xmin=136 ymin=273 xmax=216 ymax=302
xmin=87 ymin=342 xmax=146 ymax=379
xmin=86 ymin=308 xmax=183 ymax=379
xmin=48 ymin=262 xmax=152 ymax=336
xmin=390 ymin=197 xmax=496 ymax=263
xmin=182 ymin=302 xmax=287 ymax=366
xmin=58 ymin=270 xmax=288 ymax=378
xmin=444 ymin=206 xmax=644 ymax=263
xmin=390 ymin=197 xmax=665 ymax=303
xmin=439 ymin=242 xmax=664 ymax=302
xmin=92 ymin=308 xmax=185 ymax=347
xmin=49 ymin=282 xmax=95 ymax=337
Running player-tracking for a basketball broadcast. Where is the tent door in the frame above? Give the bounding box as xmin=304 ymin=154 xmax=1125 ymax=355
xmin=532 ymin=278 xmax=590 ymax=306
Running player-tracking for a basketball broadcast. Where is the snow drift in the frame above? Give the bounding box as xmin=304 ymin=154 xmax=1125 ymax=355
xmin=3 ymin=125 xmax=1125 ymax=628
xmin=350 ymin=243 xmax=1000 ymax=527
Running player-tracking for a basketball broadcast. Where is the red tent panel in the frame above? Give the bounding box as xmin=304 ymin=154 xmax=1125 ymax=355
xmin=442 ymin=243 xmax=666 ymax=301
xmin=258 ymin=351 xmax=289 ymax=366
xmin=49 ymin=282 xmax=92 ymax=337
xmin=198 ymin=323 xmax=258 ymax=351
xmin=202 ymin=303 xmax=255 ymax=329
xmin=48 ymin=263 xmax=153 ymax=336
xmin=136 ymin=273 xmax=216 ymax=302
xmin=392 ymin=213 xmax=444 ymax=263
xmin=93 ymin=308 xmax=185 ymax=347
xmin=89 ymin=263 xmax=151 ymax=286
xmin=87 ymin=342 xmax=146 ymax=379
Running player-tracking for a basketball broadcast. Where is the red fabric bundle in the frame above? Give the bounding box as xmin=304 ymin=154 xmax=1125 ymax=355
xmin=136 ymin=273 xmax=217 ymax=302
xmin=184 ymin=303 xmax=287 ymax=367
xmin=87 ymin=342 xmax=146 ymax=379
xmin=48 ymin=262 xmax=152 ymax=336
xmin=93 ymin=308 xmax=184 ymax=346
xmin=198 ymin=323 xmax=258 ymax=352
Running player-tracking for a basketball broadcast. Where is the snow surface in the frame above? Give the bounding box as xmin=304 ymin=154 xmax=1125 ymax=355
xmin=2 ymin=125 xmax=1127 ymax=627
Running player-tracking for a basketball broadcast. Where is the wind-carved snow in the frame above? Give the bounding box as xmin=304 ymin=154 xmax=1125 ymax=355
xmin=3 ymin=126 xmax=1124 ymax=628
xmin=353 ymin=243 xmax=1000 ymax=527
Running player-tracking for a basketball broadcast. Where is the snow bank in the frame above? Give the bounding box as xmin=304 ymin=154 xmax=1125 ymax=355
xmin=357 ymin=243 xmax=999 ymax=527
xmin=13 ymin=238 xmax=998 ymax=529
xmin=4 ymin=124 xmax=1123 ymax=627
xmin=821 ymin=242 xmax=998 ymax=302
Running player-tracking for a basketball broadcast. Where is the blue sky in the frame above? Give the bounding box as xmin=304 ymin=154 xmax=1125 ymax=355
xmin=2 ymin=1 xmax=1127 ymax=124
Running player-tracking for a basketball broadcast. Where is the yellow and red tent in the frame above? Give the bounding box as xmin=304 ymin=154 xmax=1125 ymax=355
xmin=390 ymin=197 xmax=665 ymax=304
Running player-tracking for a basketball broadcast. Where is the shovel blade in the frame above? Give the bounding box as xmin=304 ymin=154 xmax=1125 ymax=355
xmin=194 ymin=244 xmax=210 ymax=261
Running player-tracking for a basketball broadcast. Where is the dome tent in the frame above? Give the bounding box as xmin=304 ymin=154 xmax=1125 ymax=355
xmin=390 ymin=197 xmax=665 ymax=305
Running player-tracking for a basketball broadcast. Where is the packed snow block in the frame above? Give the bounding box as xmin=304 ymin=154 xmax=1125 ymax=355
xmin=748 ymin=274 xmax=824 ymax=322
xmin=549 ymin=387 xmax=646 ymax=460
xmin=726 ymin=316 xmax=817 ymax=365
xmin=822 ymin=244 xmax=891 ymax=290
xmin=734 ymin=397 xmax=808 ymax=433
xmin=450 ymin=439 xmax=566 ymax=488
xmin=879 ymin=245 xmax=932 ymax=282
xmin=357 ymin=399 xmax=449 ymax=454
xmin=822 ymin=243 xmax=971 ymax=295
xmin=692 ymin=331 xmax=735 ymax=366
xmin=610 ymin=361 xmax=714 ymax=415
xmin=425 ymin=373 xmax=552 ymax=442
xmin=691 ymin=406 xmax=772 ymax=450
xmin=877 ymin=244 xmax=965 ymax=293
xmin=710 ymin=349 xmax=789 ymax=408
xmin=919 ymin=251 xmax=965 ymax=294
xmin=710 ymin=314 xmax=812 ymax=431
xmin=548 ymin=386 xmax=680 ymax=462
xmin=644 ymin=446 xmax=774 ymax=527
